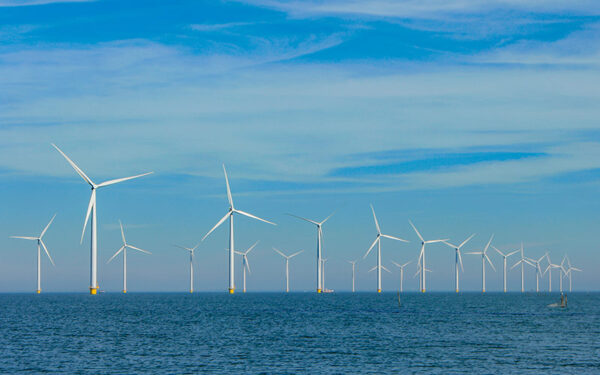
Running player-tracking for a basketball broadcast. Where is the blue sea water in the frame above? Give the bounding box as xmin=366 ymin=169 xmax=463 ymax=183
xmin=1 ymin=292 xmax=599 ymax=374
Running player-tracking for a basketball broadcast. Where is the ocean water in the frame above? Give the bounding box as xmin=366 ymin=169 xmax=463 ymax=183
xmin=1 ymin=292 xmax=599 ymax=374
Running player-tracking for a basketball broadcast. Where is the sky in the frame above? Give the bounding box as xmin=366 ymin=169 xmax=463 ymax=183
xmin=0 ymin=0 xmax=599 ymax=292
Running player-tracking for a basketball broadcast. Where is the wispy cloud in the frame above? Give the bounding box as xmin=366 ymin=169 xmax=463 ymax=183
xmin=190 ymin=22 xmax=255 ymax=32
xmin=0 ymin=0 xmax=92 ymax=6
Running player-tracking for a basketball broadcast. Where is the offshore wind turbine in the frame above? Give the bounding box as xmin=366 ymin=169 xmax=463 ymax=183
xmin=287 ymin=212 xmax=334 ymax=293
xmin=466 ymin=235 xmax=496 ymax=293
xmin=107 ymin=221 xmax=151 ymax=293
xmin=391 ymin=260 xmax=411 ymax=293
xmin=563 ymin=256 xmax=582 ymax=292
xmin=273 ymin=248 xmax=303 ymax=292
xmin=235 ymin=241 xmax=258 ymax=293
xmin=409 ymin=220 xmax=446 ymax=293
xmin=511 ymin=243 xmax=534 ymax=293
xmin=347 ymin=260 xmax=357 ymax=292
xmin=10 ymin=214 xmax=56 ymax=293
xmin=52 ymin=144 xmax=152 ymax=295
xmin=527 ymin=254 xmax=547 ymax=293
xmin=173 ymin=242 xmax=201 ymax=293
xmin=202 ymin=165 xmax=276 ymax=294
xmin=443 ymin=234 xmax=475 ymax=293
xmin=363 ymin=205 xmax=408 ymax=293
xmin=544 ymin=253 xmax=564 ymax=292
xmin=492 ymin=245 xmax=519 ymax=293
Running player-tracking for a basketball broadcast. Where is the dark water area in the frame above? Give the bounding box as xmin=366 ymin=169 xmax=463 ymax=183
xmin=1 ymin=292 xmax=599 ymax=374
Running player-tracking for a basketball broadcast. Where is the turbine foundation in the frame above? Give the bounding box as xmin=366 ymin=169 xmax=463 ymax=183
xmin=36 ymin=290 xmax=41 ymax=294
xmin=90 ymin=287 xmax=98 ymax=295
xmin=228 ymin=288 xmax=235 ymax=294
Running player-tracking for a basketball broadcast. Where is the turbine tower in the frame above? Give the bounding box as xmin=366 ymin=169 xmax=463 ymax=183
xmin=466 ymin=235 xmax=496 ymax=293
xmin=174 ymin=242 xmax=201 ymax=293
xmin=287 ymin=212 xmax=334 ymax=293
xmin=106 ymin=221 xmax=151 ymax=293
xmin=10 ymin=214 xmax=56 ymax=293
xmin=321 ymin=258 xmax=328 ymax=292
xmin=511 ymin=243 xmax=533 ymax=293
xmin=391 ymin=260 xmax=411 ymax=293
xmin=443 ymin=234 xmax=475 ymax=293
xmin=235 ymin=241 xmax=258 ymax=293
xmin=409 ymin=220 xmax=446 ymax=293
xmin=492 ymin=245 xmax=519 ymax=292
xmin=52 ymin=144 xmax=152 ymax=295
xmin=273 ymin=248 xmax=303 ymax=292
xmin=202 ymin=165 xmax=276 ymax=294
xmin=544 ymin=253 xmax=564 ymax=292
xmin=347 ymin=260 xmax=357 ymax=292
xmin=363 ymin=205 xmax=408 ymax=293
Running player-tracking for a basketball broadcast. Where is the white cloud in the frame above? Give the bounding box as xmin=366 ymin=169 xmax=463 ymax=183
xmin=0 ymin=0 xmax=92 ymax=6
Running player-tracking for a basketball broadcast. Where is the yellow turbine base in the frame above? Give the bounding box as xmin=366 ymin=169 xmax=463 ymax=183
xmin=456 ymin=289 xmax=459 ymax=293
xmin=317 ymin=289 xmax=322 ymax=293
xmin=421 ymin=289 xmax=426 ymax=293
xmin=36 ymin=290 xmax=41 ymax=294
xmin=482 ymin=289 xmax=485 ymax=293
xmin=377 ymin=289 xmax=381 ymax=293
xmin=123 ymin=290 xmax=127 ymax=294
xmin=190 ymin=290 xmax=193 ymax=293
xmin=90 ymin=287 xmax=98 ymax=295
xmin=229 ymin=288 xmax=235 ymax=294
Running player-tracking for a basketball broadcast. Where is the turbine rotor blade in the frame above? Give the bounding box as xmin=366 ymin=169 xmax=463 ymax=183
xmin=10 ymin=236 xmax=38 ymax=240
xmin=235 ymin=209 xmax=276 ymax=226
xmin=51 ymin=143 xmax=95 ymax=187
xmin=127 ymin=244 xmax=151 ymax=254
xmin=119 ymin=220 xmax=126 ymax=245
xmin=370 ymin=204 xmax=381 ymax=234
xmin=484 ymin=234 xmax=494 ymax=253
xmin=408 ymin=220 xmax=424 ymax=242
xmin=391 ymin=261 xmax=401 ymax=268
xmin=320 ymin=211 xmax=335 ymax=225
xmin=107 ymin=246 xmax=124 ymax=264
xmin=286 ymin=213 xmax=319 ymax=226
xmin=289 ymin=250 xmax=304 ymax=258
xmin=272 ymin=247 xmax=286 ymax=258
xmin=97 ymin=172 xmax=153 ymax=188
xmin=40 ymin=239 xmax=55 ymax=266
xmin=202 ymin=211 xmax=231 ymax=241
xmin=363 ymin=237 xmax=379 ymax=259
xmin=174 ymin=244 xmax=193 ymax=252
xmin=381 ymin=234 xmax=409 ymax=243
xmin=222 ymin=164 xmax=234 ymax=209
xmin=485 ymin=254 xmax=496 ymax=272
xmin=244 ymin=256 xmax=251 ymax=274
xmin=81 ymin=190 xmax=96 ymax=244
xmin=246 ymin=241 xmax=259 ymax=254
xmin=40 ymin=213 xmax=57 ymax=238
xmin=458 ymin=250 xmax=464 ymax=272
xmin=458 ymin=233 xmax=476 ymax=249
xmin=381 ymin=265 xmax=391 ymax=274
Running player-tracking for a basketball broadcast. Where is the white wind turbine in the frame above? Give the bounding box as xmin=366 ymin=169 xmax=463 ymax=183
xmin=409 ymin=220 xmax=446 ymax=293
xmin=287 ymin=212 xmax=334 ymax=293
xmin=492 ymin=246 xmax=519 ymax=293
xmin=443 ymin=234 xmax=475 ymax=293
xmin=347 ymin=260 xmax=358 ymax=292
xmin=544 ymin=253 xmax=565 ymax=293
xmin=413 ymin=260 xmax=432 ymax=291
xmin=235 ymin=241 xmax=258 ymax=293
xmin=526 ymin=254 xmax=548 ymax=293
xmin=52 ymin=144 xmax=152 ymax=295
xmin=363 ymin=205 xmax=409 ymax=293
xmin=107 ymin=221 xmax=151 ymax=293
xmin=10 ymin=214 xmax=56 ymax=293
xmin=202 ymin=165 xmax=276 ymax=294
xmin=174 ymin=242 xmax=201 ymax=293
xmin=391 ymin=260 xmax=411 ymax=293
xmin=466 ymin=235 xmax=496 ymax=293
xmin=511 ymin=243 xmax=534 ymax=293
xmin=273 ymin=248 xmax=303 ymax=292
xmin=562 ymin=255 xmax=582 ymax=292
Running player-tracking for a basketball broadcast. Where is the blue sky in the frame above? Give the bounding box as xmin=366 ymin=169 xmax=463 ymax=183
xmin=0 ymin=0 xmax=599 ymax=292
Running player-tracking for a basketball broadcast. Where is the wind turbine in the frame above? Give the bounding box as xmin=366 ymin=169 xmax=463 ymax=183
xmin=273 ymin=248 xmax=303 ymax=292
xmin=409 ymin=220 xmax=446 ymax=293
xmin=10 ymin=214 xmax=56 ymax=293
xmin=107 ymin=221 xmax=151 ymax=293
xmin=526 ymin=254 xmax=547 ymax=293
xmin=492 ymin=245 xmax=519 ymax=293
xmin=287 ymin=212 xmax=334 ymax=293
xmin=52 ymin=144 xmax=152 ymax=295
xmin=363 ymin=205 xmax=408 ymax=293
xmin=544 ymin=253 xmax=564 ymax=293
xmin=173 ymin=242 xmax=201 ymax=293
xmin=347 ymin=260 xmax=358 ymax=292
xmin=511 ymin=243 xmax=534 ymax=293
xmin=443 ymin=234 xmax=475 ymax=293
xmin=391 ymin=260 xmax=411 ymax=293
xmin=466 ymin=235 xmax=496 ymax=293
xmin=202 ymin=165 xmax=276 ymax=294
xmin=562 ymin=255 xmax=582 ymax=292
xmin=235 ymin=241 xmax=258 ymax=293
xmin=413 ymin=262 xmax=432 ymax=291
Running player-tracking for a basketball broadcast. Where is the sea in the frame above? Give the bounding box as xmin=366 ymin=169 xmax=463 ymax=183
xmin=1 ymin=292 xmax=598 ymax=374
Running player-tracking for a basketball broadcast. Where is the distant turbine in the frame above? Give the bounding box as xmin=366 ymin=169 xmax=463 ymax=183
xmin=466 ymin=235 xmax=496 ymax=293
xmin=526 ymin=254 xmax=548 ymax=293
xmin=363 ymin=205 xmax=409 ymax=293
xmin=107 ymin=221 xmax=151 ymax=293
xmin=235 ymin=241 xmax=258 ymax=293
xmin=347 ymin=260 xmax=358 ymax=292
xmin=273 ymin=248 xmax=303 ymax=292
xmin=287 ymin=211 xmax=334 ymax=293
xmin=391 ymin=260 xmax=411 ymax=293
xmin=52 ymin=144 xmax=152 ymax=295
xmin=492 ymin=246 xmax=519 ymax=293
xmin=202 ymin=165 xmax=276 ymax=294
xmin=511 ymin=243 xmax=534 ymax=293
xmin=413 ymin=261 xmax=432 ymax=291
xmin=409 ymin=220 xmax=446 ymax=293
xmin=544 ymin=253 xmax=565 ymax=293
xmin=174 ymin=242 xmax=201 ymax=293
xmin=562 ymin=255 xmax=582 ymax=292
xmin=443 ymin=234 xmax=475 ymax=293
xmin=10 ymin=214 xmax=56 ymax=293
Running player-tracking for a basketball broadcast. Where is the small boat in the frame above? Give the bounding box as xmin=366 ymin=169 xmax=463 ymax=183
xmin=548 ymin=293 xmax=567 ymax=308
